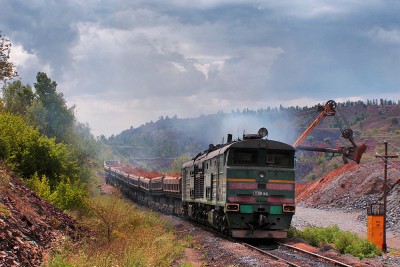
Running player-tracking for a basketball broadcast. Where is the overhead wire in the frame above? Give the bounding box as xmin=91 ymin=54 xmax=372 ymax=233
xmin=375 ymin=152 xmax=400 ymax=176
xmin=386 ymin=140 xmax=400 ymax=152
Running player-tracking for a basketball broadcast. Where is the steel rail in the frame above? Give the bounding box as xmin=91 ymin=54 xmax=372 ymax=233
xmin=242 ymin=243 xmax=302 ymax=267
xmin=277 ymin=242 xmax=354 ymax=267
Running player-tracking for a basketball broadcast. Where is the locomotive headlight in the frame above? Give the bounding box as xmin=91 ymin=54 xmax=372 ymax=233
xmin=258 ymin=127 xmax=268 ymax=138
xmin=259 ymin=171 xmax=266 ymax=178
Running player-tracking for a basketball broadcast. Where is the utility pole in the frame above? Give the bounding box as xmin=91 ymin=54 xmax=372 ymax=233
xmin=375 ymin=140 xmax=398 ymax=252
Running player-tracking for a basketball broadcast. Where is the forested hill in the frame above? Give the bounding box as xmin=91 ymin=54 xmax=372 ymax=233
xmin=104 ymin=100 xmax=400 ymax=176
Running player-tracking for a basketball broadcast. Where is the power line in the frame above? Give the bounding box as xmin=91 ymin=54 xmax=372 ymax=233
xmin=375 ymin=152 xmax=400 ymax=171
xmin=386 ymin=140 xmax=400 ymax=152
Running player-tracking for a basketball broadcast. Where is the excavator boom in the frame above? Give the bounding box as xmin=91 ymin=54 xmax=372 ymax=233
xmin=293 ymin=100 xmax=336 ymax=148
xmin=294 ymin=100 xmax=366 ymax=164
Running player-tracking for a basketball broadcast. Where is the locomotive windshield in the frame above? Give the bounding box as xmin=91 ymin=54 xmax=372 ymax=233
xmin=265 ymin=151 xmax=293 ymax=168
xmin=231 ymin=149 xmax=258 ymax=165
xmin=228 ymin=149 xmax=294 ymax=168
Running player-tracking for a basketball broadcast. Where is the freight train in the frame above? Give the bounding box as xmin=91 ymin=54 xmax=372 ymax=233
xmin=104 ymin=127 xmax=296 ymax=239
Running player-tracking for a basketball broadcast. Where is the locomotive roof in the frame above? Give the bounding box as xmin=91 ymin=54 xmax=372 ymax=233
xmin=183 ymin=138 xmax=294 ymax=167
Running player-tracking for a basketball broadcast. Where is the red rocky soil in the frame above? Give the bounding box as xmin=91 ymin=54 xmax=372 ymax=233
xmin=0 ymin=163 xmax=82 ymax=266
xmin=296 ymin=161 xmax=400 ymax=232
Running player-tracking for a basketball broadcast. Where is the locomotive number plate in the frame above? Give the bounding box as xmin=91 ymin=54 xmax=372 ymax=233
xmin=253 ymin=191 xmax=269 ymax=196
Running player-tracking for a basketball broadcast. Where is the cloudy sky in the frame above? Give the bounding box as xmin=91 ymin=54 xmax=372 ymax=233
xmin=2 ymin=1 xmax=400 ymax=137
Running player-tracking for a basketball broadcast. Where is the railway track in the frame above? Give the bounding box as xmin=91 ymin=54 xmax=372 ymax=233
xmin=243 ymin=242 xmax=353 ymax=267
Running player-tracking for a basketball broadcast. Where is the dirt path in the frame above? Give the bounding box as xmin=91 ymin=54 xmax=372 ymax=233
xmin=292 ymin=206 xmax=400 ymax=251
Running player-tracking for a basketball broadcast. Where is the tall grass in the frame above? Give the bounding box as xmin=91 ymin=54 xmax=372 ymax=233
xmin=289 ymin=225 xmax=382 ymax=259
xmin=45 ymin=193 xmax=185 ymax=266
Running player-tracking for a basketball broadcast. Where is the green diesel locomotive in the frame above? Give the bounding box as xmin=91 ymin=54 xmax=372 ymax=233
xmin=181 ymin=128 xmax=295 ymax=238
xmin=104 ymin=127 xmax=295 ymax=239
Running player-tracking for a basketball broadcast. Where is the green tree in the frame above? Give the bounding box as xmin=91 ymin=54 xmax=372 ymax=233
xmin=33 ymin=72 xmax=75 ymax=142
xmin=2 ymin=80 xmax=34 ymax=115
xmin=25 ymin=99 xmax=48 ymax=130
xmin=0 ymin=32 xmax=18 ymax=82
xmin=0 ymin=113 xmax=80 ymax=187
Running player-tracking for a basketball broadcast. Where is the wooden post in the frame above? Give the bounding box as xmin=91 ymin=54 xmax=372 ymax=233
xmin=375 ymin=140 xmax=398 ymax=252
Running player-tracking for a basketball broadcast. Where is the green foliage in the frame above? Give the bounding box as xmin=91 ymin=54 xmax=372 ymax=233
xmin=26 ymin=172 xmax=51 ymax=200
xmin=287 ymin=226 xmax=298 ymax=238
xmin=33 ymin=72 xmax=75 ymax=143
xmin=0 ymin=32 xmax=18 ymax=82
xmin=25 ymin=99 xmax=48 ymax=131
xmin=0 ymin=112 xmax=89 ymax=211
xmin=26 ymin=173 xmax=87 ymax=210
xmin=0 ymin=136 xmax=8 ymax=159
xmin=1 ymin=73 xmax=100 ymax=212
xmin=0 ymin=113 xmax=81 ymax=187
xmin=2 ymin=80 xmax=34 ymax=115
xmin=341 ymin=237 xmax=382 ymax=259
xmin=50 ymin=178 xmax=88 ymax=210
xmin=294 ymin=225 xmax=381 ymax=259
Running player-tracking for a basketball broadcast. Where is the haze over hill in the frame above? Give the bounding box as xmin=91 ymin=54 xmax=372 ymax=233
xmin=104 ymin=100 xmax=400 ymax=180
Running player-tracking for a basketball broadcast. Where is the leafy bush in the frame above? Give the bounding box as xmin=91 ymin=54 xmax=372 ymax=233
xmin=49 ymin=178 xmax=88 ymax=210
xmin=26 ymin=173 xmax=87 ymax=210
xmin=334 ymin=232 xmax=382 ymax=258
xmin=294 ymin=225 xmax=382 ymax=259
xmin=25 ymin=172 xmax=51 ymax=200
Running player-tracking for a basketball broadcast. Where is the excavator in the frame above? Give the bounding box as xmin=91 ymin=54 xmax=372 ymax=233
xmin=293 ymin=100 xmax=367 ymax=164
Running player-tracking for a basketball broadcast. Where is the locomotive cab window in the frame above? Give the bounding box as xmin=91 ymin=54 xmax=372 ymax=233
xmin=265 ymin=151 xmax=294 ymax=168
xmin=229 ymin=149 xmax=258 ymax=165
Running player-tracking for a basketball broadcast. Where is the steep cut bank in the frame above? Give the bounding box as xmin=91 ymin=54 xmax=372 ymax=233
xmin=296 ymin=161 xmax=400 ymax=232
xmin=0 ymin=163 xmax=81 ymax=266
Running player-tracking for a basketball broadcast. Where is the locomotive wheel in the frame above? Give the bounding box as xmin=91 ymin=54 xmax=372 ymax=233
xmin=216 ymin=213 xmax=229 ymax=234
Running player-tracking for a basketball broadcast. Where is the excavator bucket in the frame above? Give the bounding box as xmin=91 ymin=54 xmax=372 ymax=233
xmin=353 ymin=144 xmax=367 ymax=164
xmin=342 ymin=143 xmax=367 ymax=164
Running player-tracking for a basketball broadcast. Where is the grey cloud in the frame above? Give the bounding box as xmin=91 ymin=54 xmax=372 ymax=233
xmin=2 ymin=0 xmax=400 ymax=136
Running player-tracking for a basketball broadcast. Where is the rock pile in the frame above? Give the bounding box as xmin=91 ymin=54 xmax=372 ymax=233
xmin=0 ymin=164 xmax=82 ymax=266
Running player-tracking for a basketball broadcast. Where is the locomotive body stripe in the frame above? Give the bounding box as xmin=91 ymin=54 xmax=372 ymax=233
xmin=227 ymin=178 xmax=256 ymax=182
xmin=229 ymin=183 xmax=258 ymax=190
xmin=266 ymin=184 xmax=294 ymax=191
xmin=268 ymin=179 xmax=295 ymax=184
xmin=228 ymin=196 xmax=256 ymax=202
xmin=267 ymin=197 xmax=294 ymax=204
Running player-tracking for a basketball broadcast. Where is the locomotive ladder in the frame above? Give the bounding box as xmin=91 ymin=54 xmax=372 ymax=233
xmin=194 ymin=165 xmax=205 ymax=198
